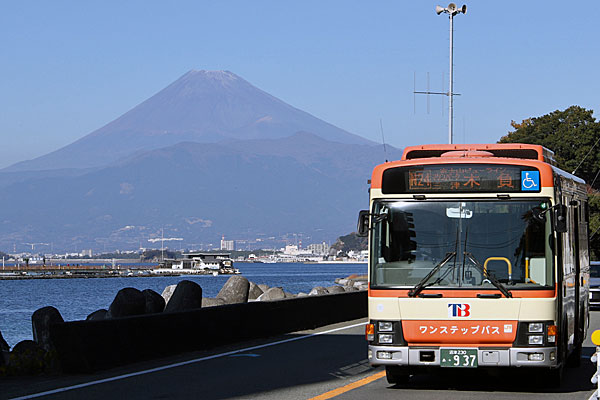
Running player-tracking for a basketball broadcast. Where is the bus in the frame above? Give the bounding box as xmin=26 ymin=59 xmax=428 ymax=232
xmin=357 ymin=143 xmax=589 ymax=384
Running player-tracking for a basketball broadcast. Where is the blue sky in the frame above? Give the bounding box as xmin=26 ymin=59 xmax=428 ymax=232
xmin=0 ymin=1 xmax=598 ymax=168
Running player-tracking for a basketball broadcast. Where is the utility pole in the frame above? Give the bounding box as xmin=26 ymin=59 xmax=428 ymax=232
xmin=148 ymin=229 xmax=183 ymax=263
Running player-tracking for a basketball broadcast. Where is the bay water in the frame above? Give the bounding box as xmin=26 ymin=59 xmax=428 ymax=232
xmin=0 ymin=262 xmax=366 ymax=348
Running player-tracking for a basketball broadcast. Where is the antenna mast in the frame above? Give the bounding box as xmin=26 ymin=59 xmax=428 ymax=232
xmin=380 ymin=118 xmax=388 ymax=162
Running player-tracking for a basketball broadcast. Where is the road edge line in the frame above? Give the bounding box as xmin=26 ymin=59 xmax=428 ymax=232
xmin=10 ymin=321 xmax=366 ymax=400
xmin=308 ymin=370 xmax=386 ymax=400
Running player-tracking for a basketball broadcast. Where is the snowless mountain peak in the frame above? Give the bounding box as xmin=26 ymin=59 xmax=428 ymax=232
xmin=3 ymin=69 xmax=374 ymax=172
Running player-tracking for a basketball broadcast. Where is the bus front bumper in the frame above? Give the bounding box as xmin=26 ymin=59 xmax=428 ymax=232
xmin=368 ymin=345 xmax=557 ymax=368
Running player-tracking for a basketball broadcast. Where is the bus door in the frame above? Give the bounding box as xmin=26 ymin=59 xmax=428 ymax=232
xmin=571 ymin=198 xmax=582 ymax=350
xmin=562 ymin=194 xmax=577 ymax=349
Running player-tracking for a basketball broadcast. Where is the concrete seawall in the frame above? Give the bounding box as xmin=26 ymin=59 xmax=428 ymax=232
xmin=49 ymin=291 xmax=367 ymax=373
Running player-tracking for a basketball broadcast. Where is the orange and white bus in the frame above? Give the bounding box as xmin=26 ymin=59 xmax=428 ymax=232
xmin=357 ymin=143 xmax=589 ymax=384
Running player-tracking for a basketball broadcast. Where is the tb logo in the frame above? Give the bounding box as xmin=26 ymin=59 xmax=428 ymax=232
xmin=448 ymin=303 xmax=471 ymax=318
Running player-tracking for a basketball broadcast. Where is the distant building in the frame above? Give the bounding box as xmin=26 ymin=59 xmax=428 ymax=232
xmin=220 ymin=236 xmax=235 ymax=251
xmin=80 ymin=249 xmax=93 ymax=257
xmin=306 ymin=241 xmax=330 ymax=255
xmin=161 ymin=252 xmax=235 ymax=271
xmin=283 ymin=245 xmax=299 ymax=255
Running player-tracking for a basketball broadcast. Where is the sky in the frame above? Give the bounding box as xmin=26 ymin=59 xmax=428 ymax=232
xmin=0 ymin=1 xmax=598 ymax=169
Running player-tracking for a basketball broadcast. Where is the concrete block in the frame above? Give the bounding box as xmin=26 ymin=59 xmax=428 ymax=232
xmin=161 ymin=284 xmax=177 ymax=305
xmin=164 ymin=280 xmax=202 ymax=313
xmin=143 ymin=289 xmax=165 ymax=314
xmin=107 ymin=288 xmax=145 ymax=319
xmin=86 ymin=309 xmax=108 ymax=321
xmin=202 ymin=298 xmax=226 ymax=307
xmin=217 ymin=276 xmax=249 ymax=304
xmin=326 ymin=285 xmax=345 ymax=294
xmin=248 ymin=282 xmax=264 ymax=300
xmin=257 ymin=287 xmax=285 ymax=301
xmin=309 ymin=286 xmax=329 ymax=296
xmin=32 ymin=306 xmax=64 ymax=352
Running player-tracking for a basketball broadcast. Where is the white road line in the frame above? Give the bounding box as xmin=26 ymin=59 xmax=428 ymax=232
xmin=10 ymin=321 xmax=366 ymax=400
xmin=588 ymin=390 xmax=598 ymax=400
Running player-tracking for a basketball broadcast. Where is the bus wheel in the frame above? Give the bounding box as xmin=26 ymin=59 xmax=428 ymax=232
xmin=547 ymin=365 xmax=563 ymax=388
xmin=385 ymin=366 xmax=410 ymax=385
xmin=548 ymin=321 xmax=568 ymax=386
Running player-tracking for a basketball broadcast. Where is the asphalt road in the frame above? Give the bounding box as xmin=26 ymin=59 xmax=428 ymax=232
xmin=3 ymin=313 xmax=600 ymax=400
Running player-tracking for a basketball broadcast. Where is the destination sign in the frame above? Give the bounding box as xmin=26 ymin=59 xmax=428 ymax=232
xmin=381 ymin=164 xmax=541 ymax=194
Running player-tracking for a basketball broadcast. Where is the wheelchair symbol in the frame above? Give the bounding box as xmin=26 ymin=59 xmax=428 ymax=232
xmin=521 ymin=172 xmax=538 ymax=190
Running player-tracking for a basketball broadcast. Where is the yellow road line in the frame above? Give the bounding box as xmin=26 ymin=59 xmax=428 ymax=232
xmin=308 ymin=370 xmax=386 ymax=400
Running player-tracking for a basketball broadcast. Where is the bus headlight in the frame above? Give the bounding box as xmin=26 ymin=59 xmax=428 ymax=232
xmin=528 ymin=323 xmax=543 ymax=333
xmin=528 ymin=335 xmax=544 ymax=345
xmin=378 ymin=321 xmax=393 ymax=332
xmin=379 ymin=334 xmax=394 ymax=344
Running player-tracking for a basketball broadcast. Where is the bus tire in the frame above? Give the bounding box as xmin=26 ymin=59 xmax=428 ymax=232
xmin=385 ymin=366 xmax=410 ymax=385
xmin=547 ymin=365 xmax=563 ymax=387
xmin=548 ymin=320 xmax=569 ymax=386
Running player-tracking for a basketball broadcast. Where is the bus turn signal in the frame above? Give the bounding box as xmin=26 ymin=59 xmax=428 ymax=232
xmin=547 ymin=325 xmax=557 ymax=343
xmin=366 ymin=324 xmax=374 ymax=341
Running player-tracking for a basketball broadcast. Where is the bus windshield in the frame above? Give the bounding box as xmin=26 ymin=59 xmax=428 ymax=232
xmin=370 ymin=200 xmax=554 ymax=290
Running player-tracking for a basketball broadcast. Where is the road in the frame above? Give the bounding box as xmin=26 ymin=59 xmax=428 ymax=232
xmin=3 ymin=313 xmax=600 ymax=400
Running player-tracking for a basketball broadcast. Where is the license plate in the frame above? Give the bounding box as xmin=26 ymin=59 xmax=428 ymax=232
xmin=440 ymin=348 xmax=478 ymax=368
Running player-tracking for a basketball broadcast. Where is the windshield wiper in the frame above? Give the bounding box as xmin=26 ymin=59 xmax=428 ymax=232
xmin=408 ymin=252 xmax=456 ymax=297
xmin=464 ymin=252 xmax=512 ymax=298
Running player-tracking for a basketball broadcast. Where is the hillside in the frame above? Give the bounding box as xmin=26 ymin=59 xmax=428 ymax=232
xmin=0 ymin=134 xmax=399 ymax=250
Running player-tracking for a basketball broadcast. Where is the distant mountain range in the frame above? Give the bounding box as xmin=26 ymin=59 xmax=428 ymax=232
xmin=0 ymin=70 xmax=400 ymax=252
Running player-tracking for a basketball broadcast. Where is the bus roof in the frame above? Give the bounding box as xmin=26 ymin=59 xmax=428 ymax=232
xmin=401 ymin=143 xmax=556 ymax=166
xmin=370 ymin=143 xmax=585 ymax=191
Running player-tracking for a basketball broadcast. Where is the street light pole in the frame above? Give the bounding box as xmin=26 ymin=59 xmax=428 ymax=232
xmin=449 ymin=11 xmax=454 ymax=145
xmin=436 ymin=3 xmax=467 ymax=144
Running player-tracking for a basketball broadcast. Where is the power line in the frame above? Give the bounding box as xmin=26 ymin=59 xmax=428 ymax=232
xmin=572 ymin=134 xmax=600 ymax=175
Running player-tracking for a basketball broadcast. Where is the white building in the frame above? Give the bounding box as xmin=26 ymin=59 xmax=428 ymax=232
xmin=306 ymin=241 xmax=330 ymax=255
xmin=81 ymin=249 xmax=93 ymax=257
xmin=283 ymin=245 xmax=299 ymax=255
xmin=220 ymin=236 xmax=235 ymax=251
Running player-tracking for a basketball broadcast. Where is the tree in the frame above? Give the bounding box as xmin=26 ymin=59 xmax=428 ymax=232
xmin=499 ymin=106 xmax=600 ymax=188
xmin=500 ymin=106 xmax=600 ymax=259
xmin=331 ymin=232 xmax=368 ymax=253
xmin=141 ymin=249 xmax=179 ymax=262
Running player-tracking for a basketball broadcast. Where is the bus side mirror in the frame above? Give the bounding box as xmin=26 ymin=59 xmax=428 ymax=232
xmin=553 ymin=204 xmax=567 ymax=233
xmin=357 ymin=210 xmax=370 ymax=237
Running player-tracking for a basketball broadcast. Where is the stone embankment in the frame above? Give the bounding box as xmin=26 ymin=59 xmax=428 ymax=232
xmin=0 ymin=274 xmax=367 ymax=376
xmin=334 ymin=274 xmax=368 ymax=290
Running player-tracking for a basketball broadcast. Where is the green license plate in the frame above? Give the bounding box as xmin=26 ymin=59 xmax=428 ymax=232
xmin=440 ymin=349 xmax=478 ymax=368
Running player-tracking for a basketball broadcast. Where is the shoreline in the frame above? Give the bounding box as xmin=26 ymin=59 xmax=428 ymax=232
xmin=0 ymin=261 xmax=366 ymax=280
xmin=0 ymin=268 xmax=239 ymax=280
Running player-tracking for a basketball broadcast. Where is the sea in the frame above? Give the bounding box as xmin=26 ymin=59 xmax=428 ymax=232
xmin=0 ymin=262 xmax=367 ymax=348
